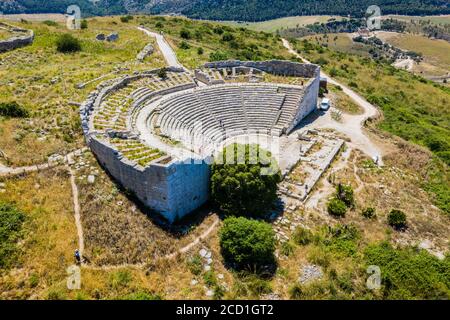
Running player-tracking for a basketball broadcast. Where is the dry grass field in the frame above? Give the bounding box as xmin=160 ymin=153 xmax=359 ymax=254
xmin=376 ymin=31 xmax=450 ymax=77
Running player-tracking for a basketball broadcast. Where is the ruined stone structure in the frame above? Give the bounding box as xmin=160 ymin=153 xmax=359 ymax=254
xmin=0 ymin=22 xmax=34 ymax=53
xmin=81 ymin=61 xmax=320 ymax=222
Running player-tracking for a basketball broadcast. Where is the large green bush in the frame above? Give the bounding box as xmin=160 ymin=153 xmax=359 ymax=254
xmin=56 ymin=34 xmax=81 ymax=53
xmin=0 ymin=202 xmax=26 ymax=269
xmin=387 ymin=209 xmax=407 ymax=230
xmin=327 ymin=197 xmax=347 ymax=217
xmin=0 ymin=102 xmax=29 ymax=118
xmin=219 ymin=216 xmax=275 ymax=270
xmin=211 ymin=144 xmax=281 ymax=217
xmin=336 ymin=183 xmax=354 ymax=207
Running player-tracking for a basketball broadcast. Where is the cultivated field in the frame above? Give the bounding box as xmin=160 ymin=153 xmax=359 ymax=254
xmin=385 ymin=14 xmax=450 ymax=26
xmin=375 ymin=31 xmax=450 ymax=77
xmin=219 ymin=15 xmax=344 ymax=33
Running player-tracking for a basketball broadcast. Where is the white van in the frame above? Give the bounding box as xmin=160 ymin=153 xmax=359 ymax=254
xmin=320 ymin=98 xmax=331 ymax=111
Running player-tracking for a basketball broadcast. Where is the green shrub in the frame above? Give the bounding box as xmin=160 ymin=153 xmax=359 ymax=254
xmin=56 ymin=34 xmax=81 ymax=53
xmin=280 ymin=241 xmax=294 ymax=257
xmin=0 ymin=202 xmax=26 ymax=269
xmin=288 ymin=283 xmax=303 ymax=299
xmin=155 ymin=21 xmax=163 ymax=28
xmin=186 ymin=254 xmax=203 ymax=275
xmin=180 ymin=29 xmax=191 ymax=39
xmin=292 ymin=227 xmax=313 ymax=245
xmin=327 ymin=197 xmax=347 ymax=217
xmin=157 ymin=68 xmax=167 ymax=79
xmin=361 ymin=207 xmax=376 ymax=219
xmin=209 ymin=51 xmax=228 ymax=61
xmin=203 ymin=270 xmax=217 ymax=287
xmin=219 ymin=217 xmax=275 ymax=270
xmin=80 ymin=19 xmax=88 ymax=29
xmin=179 ymin=41 xmax=190 ymax=49
xmin=211 ymin=144 xmax=281 ymax=217
xmin=120 ymin=15 xmax=133 ymax=23
xmin=222 ymin=33 xmax=234 ymax=42
xmin=336 ymin=183 xmax=354 ymax=207
xmin=387 ymin=209 xmax=407 ymax=230
xmin=42 ymin=20 xmax=58 ymax=26
xmin=109 ymin=270 xmax=132 ymax=289
xmin=0 ymin=102 xmax=29 ymax=118
xmin=120 ymin=291 xmax=162 ymax=300
xmin=197 ymin=47 xmax=204 ymax=55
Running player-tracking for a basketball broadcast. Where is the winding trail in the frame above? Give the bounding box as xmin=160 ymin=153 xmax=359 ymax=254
xmin=282 ymin=38 xmax=383 ymax=164
xmin=137 ymin=26 xmax=184 ymax=69
xmin=83 ymin=215 xmax=220 ymax=271
xmin=66 ymin=152 xmax=85 ymax=259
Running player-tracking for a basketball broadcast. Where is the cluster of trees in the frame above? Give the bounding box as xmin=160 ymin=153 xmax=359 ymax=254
xmin=181 ymin=0 xmax=450 ymax=22
xmin=353 ymin=35 xmax=423 ymax=63
xmin=211 ymin=144 xmax=281 ymax=218
xmin=212 ymin=144 xmax=280 ymax=271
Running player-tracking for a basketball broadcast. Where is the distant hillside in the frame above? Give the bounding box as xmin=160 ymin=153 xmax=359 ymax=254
xmin=1 ymin=0 xmax=449 ymax=21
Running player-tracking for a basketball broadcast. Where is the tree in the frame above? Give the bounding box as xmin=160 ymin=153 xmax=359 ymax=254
xmin=361 ymin=207 xmax=376 ymax=219
xmin=336 ymin=183 xmax=354 ymax=207
xmin=209 ymin=51 xmax=228 ymax=61
xmin=222 ymin=33 xmax=234 ymax=42
xmin=327 ymin=197 xmax=347 ymax=217
xmin=120 ymin=15 xmax=133 ymax=23
xmin=56 ymin=34 xmax=81 ymax=53
xmin=388 ymin=209 xmax=407 ymax=230
xmin=211 ymin=144 xmax=281 ymax=217
xmin=179 ymin=41 xmax=190 ymax=49
xmin=0 ymin=102 xmax=29 ymax=118
xmin=157 ymin=68 xmax=167 ymax=79
xmin=219 ymin=216 xmax=275 ymax=270
xmin=180 ymin=29 xmax=191 ymax=39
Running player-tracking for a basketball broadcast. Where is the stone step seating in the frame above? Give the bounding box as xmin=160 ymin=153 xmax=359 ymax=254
xmin=272 ymin=87 xmax=304 ymax=132
xmin=241 ymin=86 xmax=285 ymax=129
xmin=110 ymin=138 xmax=165 ymax=167
xmin=156 ymin=83 xmax=304 ymax=146
xmin=94 ymin=87 xmax=134 ymax=131
xmin=127 ymin=72 xmax=195 ymax=104
xmin=195 ymin=86 xmax=247 ymax=131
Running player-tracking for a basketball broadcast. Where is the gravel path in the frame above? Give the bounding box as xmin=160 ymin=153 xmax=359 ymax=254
xmin=282 ymin=39 xmax=383 ymax=164
xmin=138 ymin=26 xmax=184 ymax=69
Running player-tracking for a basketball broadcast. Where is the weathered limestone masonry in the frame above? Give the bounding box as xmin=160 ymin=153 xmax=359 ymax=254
xmin=80 ymin=68 xmax=209 ymax=223
xmin=204 ymin=60 xmax=319 ymax=78
xmin=0 ymin=22 xmax=34 ymax=53
xmin=81 ymin=61 xmax=320 ymax=223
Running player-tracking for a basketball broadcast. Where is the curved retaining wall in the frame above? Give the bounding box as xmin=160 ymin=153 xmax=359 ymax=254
xmin=81 ymin=61 xmax=320 ymax=223
xmin=0 ymin=22 xmax=34 ymax=53
xmin=81 ymin=68 xmax=210 ymax=223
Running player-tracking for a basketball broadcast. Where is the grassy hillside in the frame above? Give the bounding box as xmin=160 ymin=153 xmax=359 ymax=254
xmin=292 ymin=37 xmax=450 ymax=213
xmin=376 ymin=32 xmax=450 ymax=76
xmin=136 ymin=15 xmax=292 ymax=69
xmin=219 ymin=15 xmax=344 ymax=33
xmin=0 ymin=17 xmax=165 ymax=166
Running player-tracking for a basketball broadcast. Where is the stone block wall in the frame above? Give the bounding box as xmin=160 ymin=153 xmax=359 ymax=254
xmin=204 ymin=60 xmax=320 ymax=78
xmin=89 ymin=135 xmax=210 ymax=223
xmin=0 ymin=22 xmax=34 ymax=53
